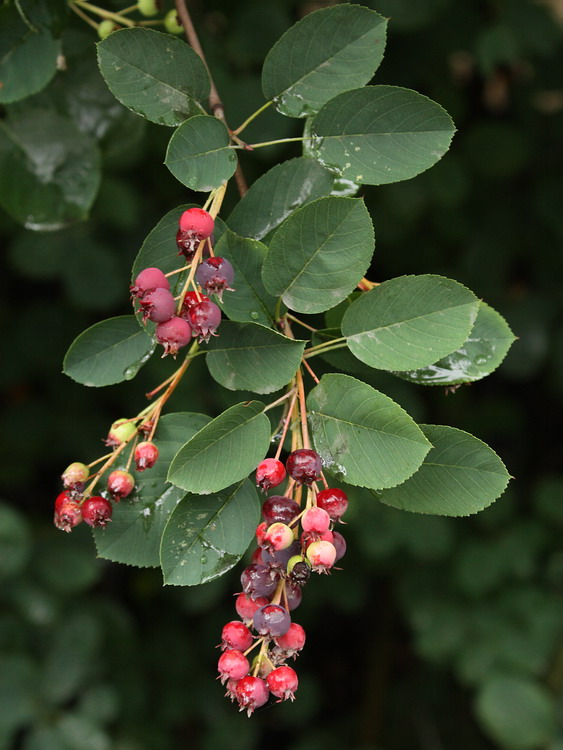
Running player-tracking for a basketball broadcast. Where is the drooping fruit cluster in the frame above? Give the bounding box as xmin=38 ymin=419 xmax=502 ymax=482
xmin=217 ymin=448 xmax=348 ymax=715
xmin=131 ymin=208 xmax=235 ymax=353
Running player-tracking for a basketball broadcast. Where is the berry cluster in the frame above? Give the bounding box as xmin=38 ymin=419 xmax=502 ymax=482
xmin=217 ymin=448 xmax=348 ymax=715
xmin=131 ymin=208 xmax=235 ymax=355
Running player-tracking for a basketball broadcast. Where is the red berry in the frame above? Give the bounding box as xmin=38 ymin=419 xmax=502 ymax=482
xmin=155 ymin=316 xmax=191 ymax=356
xmin=316 ymin=487 xmax=348 ymax=521
xmin=252 ymin=604 xmax=291 ymax=638
xmin=274 ymin=622 xmax=306 ymax=658
xmin=195 ymin=257 xmax=235 ymax=301
xmin=255 ymin=521 xmax=268 ymax=547
xmin=263 ymin=523 xmax=294 ymax=552
xmin=179 ymin=207 xmax=214 ymax=237
xmin=220 ymin=621 xmax=253 ymax=652
xmin=138 ymin=288 xmax=176 ymax=323
xmin=107 ymin=470 xmax=135 ymax=500
xmin=301 ymin=528 xmax=334 ymax=549
xmin=134 ymin=441 xmax=159 ymax=471
xmin=235 ymin=593 xmax=269 ymax=624
xmin=54 ymin=491 xmax=82 ymax=532
xmin=266 ymin=665 xmax=298 ymax=701
xmin=81 ymin=495 xmax=112 ymax=527
xmin=286 ymin=449 xmax=322 ymax=485
xmin=235 ymin=675 xmax=269 ymax=716
xmin=261 ymin=496 xmax=300 ymax=526
xmin=61 ymin=462 xmax=89 ymax=489
xmin=256 ymin=458 xmax=286 ymax=492
xmin=187 ymin=299 xmax=221 ymax=343
xmin=217 ymin=649 xmax=249 ymax=684
xmin=130 ymin=267 xmax=170 ymax=298
xmin=306 ymin=540 xmax=336 ymax=573
xmin=224 ymin=678 xmax=239 ymax=702
xmin=179 ymin=291 xmax=210 ymax=321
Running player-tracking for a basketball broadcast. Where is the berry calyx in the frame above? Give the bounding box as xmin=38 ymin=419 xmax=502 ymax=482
xmin=252 ymin=604 xmax=291 ymax=638
xmin=316 ymin=488 xmax=349 ymax=521
xmin=220 ymin=621 xmax=253 ymax=652
xmin=164 ymin=9 xmax=183 ymax=34
xmin=107 ymin=470 xmax=135 ymax=500
xmin=286 ymin=449 xmax=322 ymax=485
xmin=261 ymin=496 xmax=300 ymax=526
xmin=301 ymin=506 xmax=331 ymax=535
xmin=179 ymin=208 xmax=214 ymax=237
xmin=255 ymin=458 xmax=286 ymax=492
xmin=187 ymin=299 xmax=221 ymax=343
xmin=263 ymin=523 xmax=294 ymax=552
xmin=106 ymin=418 xmax=137 ymax=447
xmin=217 ymin=649 xmax=250 ymax=684
xmin=134 ymin=441 xmax=159 ymax=471
xmin=266 ymin=666 xmax=298 ymax=702
xmin=305 ymin=540 xmax=336 ymax=573
xmin=81 ymin=496 xmax=113 ymax=527
xmin=194 ymin=257 xmax=235 ymax=301
xmin=155 ymin=316 xmax=191 ymax=356
xmin=138 ymin=288 xmax=176 ymax=324
xmin=235 ymin=675 xmax=269 ymax=716
xmin=61 ymin=462 xmax=89 ymax=489
xmin=54 ymin=491 xmax=82 ymax=532
xmin=130 ymin=267 xmax=169 ymax=298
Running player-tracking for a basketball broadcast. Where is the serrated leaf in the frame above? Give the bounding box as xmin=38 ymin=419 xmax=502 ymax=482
xmin=93 ymin=412 xmax=211 ymax=568
xmin=168 ymin=401 xmax=271 ymax=494
xmin=97 ymin=28 xmax=209 ymax=127
xmin=262 ymin=5 xmax=387 ymax=118
xmin=309 ymin=86 xmax=455 ymax=185
xmin=262 ymin=196 xmax=374 ymax=314
xmin=378 ymin=425 xmax=510 ymax=516
xmin=227 ymin=157 xmax=334 ymax=240
xmin=15 ymin=0 xmax=68 ymax=37
xmin=395 ymin=301 xmax=517 ymax=385
xmin=311 ymin=328 xmax=375 ymax=380
xmin=206 ymin=321 xmax=305 ymax=394
xmin=160 ymin=479 xmax=259 ymax=585
xmin=63 ymin=315 xmax=154 ymax=387
xmin=307 ymin=373 xmax=430 ymax=489
xmin=165 ymin=115 xmax=237 ymax=191
xmin=342 ymin=275 xmax=479 ymax=371
xmin=0 ymin=108 xmax=100 ymax=230
xmin=213 ymin=229 xmax=278 ymax=326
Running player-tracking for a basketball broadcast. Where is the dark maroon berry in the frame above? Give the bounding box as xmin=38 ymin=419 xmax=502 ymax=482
xmin=266 ymin=665 xmax=298 ymax=701
xmin=274 ymin=622 xmax=306 ymax=658
xmin=130 ymin=267 xmax=170 ymax=298
xmin=261 ymin=496 xmax=300 ymax=526
xmin=81 ymin=496 xmax=112 ymax=527
xmin=217 ymin=649 xmax=249 ymax=684
xmin=263 ymin=540 xmax=300 ymax=570
xmin=284 ymin=581 xmax=302 ymax=611
xmin=286 ymin=449 xmax=322 ymax=485
xmin=316 ymin=487 xmax=348 ymax=521
xmin=252 ymin=604 xmax=291 ymax=638
xmin=155 ymin=316 xmax=191 ymax=356
xmin=235 ymin=593 xmax=269 ymax=624
xmin=195 ymin=257 xmax=235 ymax=301
xmin=240 ymin=564 xmax=279 ymax=599
xmin=188 ymin=299 xmax=221 ymax=342
xmin=235 ymin=675 xmax=269 ymax=716
xmin=179 ymin=207 xmax=214 ymax=237
xmin=256 ymin=458 xmax=286 ymax=492
xmin=176 ymin=228 xmax=198 ymax=260
xmin=107 ymin=470 xmax=135 ymax=500
xmin=138 ymin=287 xmax=176 ymax=323
xmin=332 ymin=530 xmax=346 ymax=561
xmin=54 ymin=491 xmax=82 ymax=532
xmin=289 ymin=561 xmax=311 ymax=588
xmin=220 ymin=621 xmax=253 ymax=652
xmin=134 ymin=441 xmax=159 ymax=471
xmin=179 ymin=291 xmax=210 ymax=321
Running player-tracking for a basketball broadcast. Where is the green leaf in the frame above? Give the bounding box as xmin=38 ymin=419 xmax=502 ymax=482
xmin=168 ymin=401 xmax=271 ymax=494
xmin=15 ymin=0 xmax=68 ymax=37
xmin=0 ymin=108 xmax=101 ymax=230
xmin=63 ymin=316 xmax=155 ymax=387
xmin=262 ymin=196 xmax=374 ymax=314
xmin=165 ymin=115 xmax=237 ymax=191
xmin=307 ymin=373 xmax=431 ymax=489
xmin=160 ymin=479 xmax=259 ymax=585
xmin=93 ymin=412 xmax=211 ymax=568
xmin=97 ymin=28 xmax=210 ymax=127
xmin=476 ymin=676 xmax=556 ymax=749
xmin=342 ymin=275 xmax=479 ymax=371
xmin=262 ymin=4 xmax=387 ymax=118
xmin=227 ymin=156 xmax=334 ymax=240
xmin=213 ymin=229 xmax=278 ymax=327
xmin=378 ymin=425 xmax=511 ymax=516
xmin=309 ymin=86 xmax=456 ymax=185
xmin=206 ymin=321 xmax=305 ymax=394
xmin=0 ymin=5 xmax=60 ymax=103
xmin=394 ymin=301 xmax=517 ymax=385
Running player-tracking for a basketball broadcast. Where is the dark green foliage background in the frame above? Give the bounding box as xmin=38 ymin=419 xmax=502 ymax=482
xmin=1 ymin=1 xmax=563 ymax=748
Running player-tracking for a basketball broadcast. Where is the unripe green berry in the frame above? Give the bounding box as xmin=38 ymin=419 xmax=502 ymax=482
xmin=164 ymin=9 xmax=183 ymax=34
xmin=61 ymin=461 xmax=89 ymax=488
xmin=97 ymin=19 xmax=120 ymax=39
xmin=106 ymin=418 xmax=137 ymax=447
xmin=138 ymin=0 xmax=159 ymax=17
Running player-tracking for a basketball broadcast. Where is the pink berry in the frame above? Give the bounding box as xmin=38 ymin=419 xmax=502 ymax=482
xmin=235 ymin=675 xmax=269 ymax=716
xmin=274 ymin=622 xmax=306 ymax=658
xmin=179 ymin=207 xmax=214 ymax=237
xmin=286 ymin=449 xmax=322 ymax=485
xmin=130 ymin=267 xmax=170 ymax=298
xmin=235 ymin=593 xmax=269 ymax=625
xmin=107 ymin=470 xmax=135 ymax=500
xmin=306 ymin=540 xmax=336 ymax=573
xmin=134 ymin=441 xmax=159 ymax=471
xmin=61 ymin=462 xmax=89 ymax=489
xmin=263 ymin=523 xmax=294 ymax=552
xmin=252 ymin=604 xmax=291 ymax=638
xmin=316 ymin=488 xmax=348 ymax=521
xmin=217 ymin=649 xmax=249 ymax=684
xmin=262 ymin=496 xmax=300 ymax=526
xmin=256 ymin=458 xmax=286 ymax=492
xmin=155 ymin=316 xmax=191 ymax=356
xmin=301 ymin=506 xmax=331 ymax=534
xmin=81 ymin=496 xmax=112 ymax=527
xmin=266 ymin=665 xmax=298 ymax=701
xmin=138 ymin=287 xmax=176 ymax=323
xmin=221 ymin=621 xmax=253 ymax=652
xmin=195 ymin=257 xmax=235 ymax=301
xmin=187 ymin=299 xmax=221 ymax=343
xmin=54 ymin=491 xmax=83 ymax=532
xmin=301 ymin=528 xmax=333 ymax=549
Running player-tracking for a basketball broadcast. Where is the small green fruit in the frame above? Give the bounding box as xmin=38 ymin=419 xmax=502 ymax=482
xmin=164 ymin=9 xmax=183 ymax=34
xmin=138 ymin=0 xmax=160 ymax=17
xmin=97 ymin=19 xmax=120 ymax=39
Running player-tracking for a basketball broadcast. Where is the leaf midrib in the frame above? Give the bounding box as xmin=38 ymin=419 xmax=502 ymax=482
xmin=312 ymin=410 xmax=430 ymax=447
xmin=346 ymin=299 xmax=477 ymax=338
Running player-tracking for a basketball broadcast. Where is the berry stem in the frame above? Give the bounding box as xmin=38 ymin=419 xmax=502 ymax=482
xmin=230 ymin=101 xmax=273 ymax=137
xmin=87 ymin=452 xmax=115 ymax=468
xmin=164 ymin=265 xmax=191 ymax=278
xmin=73 ymin=0 xmax=135 ymax=26
xmin=125 ymin=435 xmax=139 ymax=472
xmin=147 ymin=341 xmax=198 ymax=441
xmin=263 ymin=388 xmax=297 ymax=414
xmin=118 ymin=3 xmax=139 ymax=14
xmin=296 ymin=368 xmax=311 ymax=450
xmin=303 ymin=338 xmax=347 ymax=358
xmin=240 ymin=137 xmax=307 ymax=150
xmin=69 ymin=2 xmax=99 ymax=28
xmin=285 ymin=313 xmax=317 ymax=333
xmin=320 ymin=471 xmax=330 ymax=490
xmin=243 ymin=637 xmax=265 ymax=658
xmin=84 ymin=436 xmax=135 ymax=496
xmin=273 ymin=390 xmax=298 ymax=461
xmin=301 ymin=357 xmax=320 ymax=385
xmin=176 ymin=240 xmax=205 ymax=314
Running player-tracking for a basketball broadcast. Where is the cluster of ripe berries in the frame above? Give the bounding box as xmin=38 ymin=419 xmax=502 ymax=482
xmin=218 ymin=448 xmax=348 ymax=715
xmin=53 ymin=419 xmax=159 ymax=532
xmin=131 ymin=208 xmax=235 ymax=356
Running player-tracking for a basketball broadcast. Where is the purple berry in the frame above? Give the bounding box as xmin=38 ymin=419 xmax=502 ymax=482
xmin=188 ymin=299 xmax=221 ymax=342
xmin=262 ymin=496 xmax=300 ymax=526
xmin=286 ymin=449 xmax=322 ymax=485
xmin=332 ymin=530 xmax=346 ymax=561
xmin=138 ymin=287 xmax=176 ymax=323
xmin=284 ymin=581 xmax=302 ymax=611
xmin=130 ymin=267 xmax=170 ymax=298
xmin=240 ymin=564 xmax=279 ymax=599
xmin=155 ymin=316 xmax=192 ymax=356
xmin=252 ymin=604 xmax=291 ymax=638
xmin=195 ymin=257 xmax=235 ymax=301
